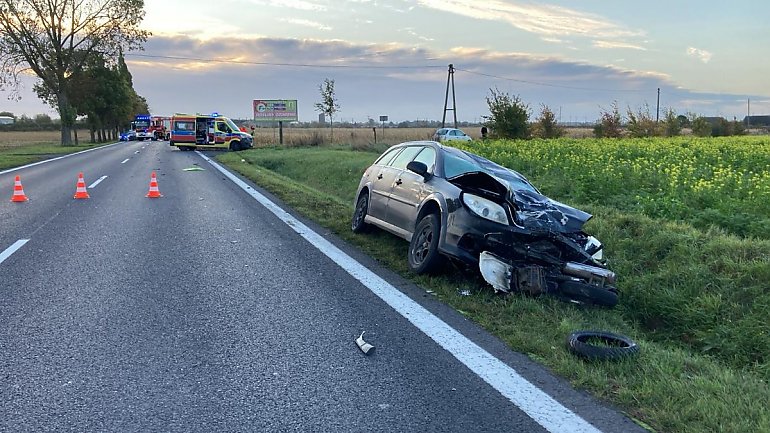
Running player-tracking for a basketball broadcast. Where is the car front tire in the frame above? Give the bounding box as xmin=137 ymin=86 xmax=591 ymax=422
xmin=351 ymin=194 xmax=371 ymax=233
xmin=408 ymin=213 xmax=444 ymax=274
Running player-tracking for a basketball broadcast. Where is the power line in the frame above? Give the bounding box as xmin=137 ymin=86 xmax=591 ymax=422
xmin=126 ymin=54 xmax=655 ymax=94
xmin=455 ymin=67 xmax=649 ymax=93
xmin=125 ymin=53 xmax=445 ymax=70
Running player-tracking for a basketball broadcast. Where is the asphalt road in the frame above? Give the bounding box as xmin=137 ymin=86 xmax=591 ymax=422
xmin=0 ymin=140 xmax=646 ymax=432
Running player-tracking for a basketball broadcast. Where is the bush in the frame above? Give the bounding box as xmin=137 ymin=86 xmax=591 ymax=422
xmin=662 ymin=108 xmax=682 ymax=137
xmin=484 ymin=87 xmax=530 ymax=139
xmin=531 ymin=104 xmax=564 ymax=139
xmin=593 ymin=101 xmax=623 ymax=138
xmin=627 ymin=104 xmax=659 ymax=137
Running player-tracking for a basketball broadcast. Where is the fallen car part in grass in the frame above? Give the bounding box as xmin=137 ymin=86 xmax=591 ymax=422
xmin=566 ymin=331 xmax=639 ymax=361
xmin=356 ymin=331 xmax=375 ymax=355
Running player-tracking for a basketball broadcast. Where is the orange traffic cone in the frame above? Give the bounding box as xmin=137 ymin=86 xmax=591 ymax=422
xmin=146 ymin=171 xmax=162 ymax=198
xmin=10 ymin=175 xmax=29 ymax=202
xmin=73 ymin=172 xmax=90 ymax=199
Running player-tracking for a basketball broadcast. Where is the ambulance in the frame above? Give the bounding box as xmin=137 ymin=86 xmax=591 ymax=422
xmin=169 ymin=113 xmax=253 ymax=151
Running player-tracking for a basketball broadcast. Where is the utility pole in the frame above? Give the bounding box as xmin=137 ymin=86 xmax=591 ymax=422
xmin=656 ymin=88 xmax=660 ymax=122
xmin=747 ymin=98 xmax=751 ymax=129
xmin=441 ymin=64 xmax=457 ymax=128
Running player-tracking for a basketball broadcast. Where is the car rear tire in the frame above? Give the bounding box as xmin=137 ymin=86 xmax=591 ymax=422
xmin=408 ymin=213 xmax=444 ymax=274
xmin=351 ymin=194 xmax=371 ymax=233
xmin=559 ymin=280 xmax=618 ymax=307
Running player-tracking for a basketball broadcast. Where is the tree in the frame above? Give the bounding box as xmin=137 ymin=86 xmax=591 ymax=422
xmin=0 ymin=0 xmax=150 ymax=145
xmin=484 ymin=87 xmax=529 ymax=139
xmin=690 ymin=115 xmax=712 ymax=137
xmin=314 ymin=78 xmax=340 ymax=141
xmin=626 ymin=103 xmax=658 ymax=137
xmin=593 ymin=101 xmax=623 ymax=138
xmin=531 ymin=104 xmax=564 ymax=139
xmin=661 ymin=108 xmax=682 ymax=137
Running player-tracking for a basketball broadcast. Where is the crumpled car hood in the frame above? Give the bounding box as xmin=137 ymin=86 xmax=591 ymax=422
xmin=512 ymin=189 xmax=591 ymax=233
xmin=449 ymin=171 xmax=592 ymax=233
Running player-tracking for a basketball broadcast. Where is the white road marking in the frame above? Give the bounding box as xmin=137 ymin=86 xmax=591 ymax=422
xmin=88 ymin=175 xmax=108 ymax=189
xmin=134 ymin=151 xmax=140 ymax=154
xmin=198 ymin=152 xmax=604 ymax=433
xmin=0 ymin=239 xmax=29 ymax=265
xmin=121 ymin=158 xmax=130 ymax=164
xmin=0 ymin=142 xmax=122 ymax=175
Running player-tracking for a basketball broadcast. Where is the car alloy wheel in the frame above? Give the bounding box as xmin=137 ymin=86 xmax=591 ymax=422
xmin=351 ymin=194 xmax=370 ymax=233
xmin=408 ymin=213 xmax=443 ymax=273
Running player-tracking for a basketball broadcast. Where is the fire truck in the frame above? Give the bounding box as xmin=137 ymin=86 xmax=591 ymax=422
xmin=169 ymin=113 xmax=253 ymax=151
xmin=133 ymin=114 xmax=171 ymax=141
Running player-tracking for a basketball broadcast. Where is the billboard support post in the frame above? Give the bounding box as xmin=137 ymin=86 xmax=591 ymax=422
xmin=279 ymin=121 xmax=284 ymax=145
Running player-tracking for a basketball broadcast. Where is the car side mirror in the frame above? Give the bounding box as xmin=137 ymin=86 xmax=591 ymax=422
xmin=407 ymin=161 xmax=431 ymax=179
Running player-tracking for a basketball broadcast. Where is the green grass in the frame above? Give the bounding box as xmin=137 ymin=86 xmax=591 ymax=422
xmin=0 ymin=142 xmax=104 ymax=170
xmin=218 ymin=143 xmax=770 ymax=433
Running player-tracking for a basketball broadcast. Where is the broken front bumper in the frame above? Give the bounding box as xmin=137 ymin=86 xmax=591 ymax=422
xmin=479 ymin=251 xmax=616 ymax=294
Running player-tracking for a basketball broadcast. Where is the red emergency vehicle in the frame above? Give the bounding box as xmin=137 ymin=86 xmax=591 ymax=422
xmin=133 ymin=114 xmax=171 ymax=141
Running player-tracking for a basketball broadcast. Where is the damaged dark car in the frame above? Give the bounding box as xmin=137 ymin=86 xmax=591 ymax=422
xmin=351 ymin=141 xmax=618 ymax=307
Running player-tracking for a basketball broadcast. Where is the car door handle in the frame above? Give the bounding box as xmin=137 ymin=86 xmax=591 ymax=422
xmin=377 ymin=174 xmax=383 ymax=180
xmin=395 ymin=179 xmax=403 ymax=185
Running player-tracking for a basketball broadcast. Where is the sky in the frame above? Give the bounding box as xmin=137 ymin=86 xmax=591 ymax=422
xmin=3 ymin=0 xmax=770 ymax=123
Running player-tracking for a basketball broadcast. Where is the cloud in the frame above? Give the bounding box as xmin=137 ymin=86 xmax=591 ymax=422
xmin=246 ymin=0 xmax=327 ymax=11
xmin=415 ymin=0 xmax=643 ymax=40
xmin=4 ymin=34 xmax=759 ymax=121
xmin=399 ymin=27 xmax=435 ymax=42
xmin=687 ymin=47 xmax=713 ymax=63
xmin=593 ymin=40 xmax=646 ymax=51
xmin=281 ymin=18 xmax=332 ymax=31
xmin=541 ymin=37 xmax=565 ymax=44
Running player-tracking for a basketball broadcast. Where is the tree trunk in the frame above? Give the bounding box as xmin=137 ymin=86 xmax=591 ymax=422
xmin=57 ymin=91 xmax=73 ymax=146
xmin=90 ymin=127 xmax=95 ymax=143
xmin=73 ymin=128 xmax=79 ymax=145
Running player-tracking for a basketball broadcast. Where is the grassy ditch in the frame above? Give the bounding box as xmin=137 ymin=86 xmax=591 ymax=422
xmin=218 ymin=144 xmax=770 ymax=433
xmin=0 ymin=132 xmax=103 ymax=171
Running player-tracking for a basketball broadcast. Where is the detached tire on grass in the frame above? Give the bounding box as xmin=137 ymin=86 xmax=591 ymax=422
xmin=566 ymin=330 xmax=639 ymax=361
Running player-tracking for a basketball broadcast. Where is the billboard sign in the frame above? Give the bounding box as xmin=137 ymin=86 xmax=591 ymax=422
xmin=253 ymin=99 xmax=298 ymax=122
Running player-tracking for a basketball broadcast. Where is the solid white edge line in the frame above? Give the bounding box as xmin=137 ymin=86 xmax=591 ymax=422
xmin=197 ymin=151 xmax=604 ymax=433
xmin=88 ymin=175 xmax=108 ymax=189
xmin=0 ymin=142 xmax=122 ymax=176
xmin=121 ymin=158 xmax=130 ymax=164
xmin=0 ymin=239 xmax=29 ymax=265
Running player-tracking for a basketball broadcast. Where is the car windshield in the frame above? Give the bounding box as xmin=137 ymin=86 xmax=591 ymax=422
xmin=443 ymin=150 xmax=538 ymax=193
xmin=224 ymin=118 xmax=240 ymax=132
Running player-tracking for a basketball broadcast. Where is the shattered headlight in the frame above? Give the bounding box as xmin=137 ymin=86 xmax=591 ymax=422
xmin=585 ymin=235 xmax=604 ymax=261
xmin=462 ymin=193 xmax=508 ymax=225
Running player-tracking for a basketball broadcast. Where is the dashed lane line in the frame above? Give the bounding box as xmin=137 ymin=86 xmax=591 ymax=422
xmin=88 ymin=175 xmax=108 ymax=189
xmin=0 ymin=239 xmax=29 ymax=266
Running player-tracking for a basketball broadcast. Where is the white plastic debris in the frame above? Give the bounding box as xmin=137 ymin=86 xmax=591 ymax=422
xmin=356 ymin=331 xmax=375 ymax=355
